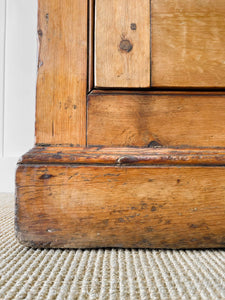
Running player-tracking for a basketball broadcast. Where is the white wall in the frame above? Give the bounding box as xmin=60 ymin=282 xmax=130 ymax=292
xmin=0 ymin=0 xmax=37 ymax=192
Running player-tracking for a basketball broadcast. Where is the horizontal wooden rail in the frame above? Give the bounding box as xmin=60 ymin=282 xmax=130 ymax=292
xmin=19 ymin=146 xmax=225 ymax=166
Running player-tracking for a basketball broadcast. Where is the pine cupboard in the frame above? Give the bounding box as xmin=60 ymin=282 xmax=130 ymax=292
xmin=16 ymin=0 xmax=225 ymax=249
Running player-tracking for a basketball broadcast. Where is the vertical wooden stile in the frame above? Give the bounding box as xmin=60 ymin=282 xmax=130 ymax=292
xmin=95 ymin=0 xmax=151 ymax=88
xmin=36 ymin=0 xmax=88 ymax=146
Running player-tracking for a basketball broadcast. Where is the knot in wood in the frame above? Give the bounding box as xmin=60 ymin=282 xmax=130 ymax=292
xmin=119 ymin=39 xmax=133 ymax=52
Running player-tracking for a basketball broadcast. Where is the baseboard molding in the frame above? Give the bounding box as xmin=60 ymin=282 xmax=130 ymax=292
xmin=15 ymin=146 xmax=225 ymax=249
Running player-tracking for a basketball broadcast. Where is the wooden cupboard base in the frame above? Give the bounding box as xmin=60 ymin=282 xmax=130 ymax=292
xmin=15 ymin=147 xmax=225 ymax=249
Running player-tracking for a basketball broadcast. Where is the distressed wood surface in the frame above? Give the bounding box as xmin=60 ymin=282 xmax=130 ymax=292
xmin=88 ymin=93 xmax=225 ymax=147
xmin=16 ymin=164 xmax=225 ymax=249
xmin=95 ymin=0 xmax=150 ymax=88
xmin=21 ymin=146 xmax=225 ymax=166
xmin=151 ymin=0 xmax=225 ymax=87
xmin=36 ymin=0 xmax=87 ymax=146
xmin=15 ymin=0 xmax=225 ymax=251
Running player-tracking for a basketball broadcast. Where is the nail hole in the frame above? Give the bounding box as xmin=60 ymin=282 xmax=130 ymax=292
xmin=39 ymin=174 xmax=54 ymax=180
xmin=130 ymin=23 xmax=137 ymax=30
xmin=119 ymin=39 xmax=133 ymax=53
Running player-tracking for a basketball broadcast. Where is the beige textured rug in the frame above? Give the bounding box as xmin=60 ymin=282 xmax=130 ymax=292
xmin=0 ymin=193 xmax=225 ymax=300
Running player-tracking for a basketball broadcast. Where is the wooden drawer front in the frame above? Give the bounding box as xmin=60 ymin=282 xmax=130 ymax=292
xmin=88 ymin=94 xmax=225 ymax=147
xmin=95 ymin=0 xmax=150 ymax=88
xmin=152 ymin=0 xmax=225 ymax=88
xmin=95 ymin=0 xmax=225 ymax=88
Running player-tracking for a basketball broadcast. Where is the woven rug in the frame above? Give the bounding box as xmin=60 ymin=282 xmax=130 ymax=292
xmin=0 ymin=193 xmax=225 ymax=300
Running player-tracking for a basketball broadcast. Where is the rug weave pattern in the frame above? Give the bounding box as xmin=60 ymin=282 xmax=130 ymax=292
xmin=0 ymin=193 xmax=225 ymax=300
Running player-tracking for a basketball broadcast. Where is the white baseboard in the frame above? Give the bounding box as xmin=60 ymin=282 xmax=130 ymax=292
xmin=0 ymin=157 xmax=19 ymax=192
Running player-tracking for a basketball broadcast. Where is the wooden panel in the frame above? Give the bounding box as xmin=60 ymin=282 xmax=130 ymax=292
xmin=4 ymin=0 xmax=37 ymax=157
xmin=95 ymin=0 xmax=150 ymax=88
xmin=88 ymin=93 xmax=225 ymax=147
xmin=16 ymin=164 xmax=225 ymax=248
xmin=36 ymin=0 xmax=87 ymax=146
xmin=152 ymin=0 xmax=225 ymax=87
xmin=21 ymin=146 xmax=225 ymax=166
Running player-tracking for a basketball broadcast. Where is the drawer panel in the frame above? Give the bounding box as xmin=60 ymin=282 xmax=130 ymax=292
xmin=87 ymin=93 xmax=225 ymax=147
xmin=152 ymin=0 xmax=225 ymax=87
xmin=95 ymin=0 xmax=150 ymax=88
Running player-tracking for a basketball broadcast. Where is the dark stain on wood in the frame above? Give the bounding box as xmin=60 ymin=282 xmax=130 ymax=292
xmin=103 ymin=219 xmax=109 ymax=225
xmin=39 ymin=174 xmax=55 ymax=180
xmin=140 ymin=202 xmax=148 ymax=210
xmin=190 ymin=224 xmax=198 ymax=229
xmin=118 ymin=218 xmax=126 ymax=223
xmin=52 ymin=153 xmax=62 ymax=159
xmin=131 ymin=206 xmax=137 ymax=210
xmin=151 ymin=206 xmax=157 ymax=212
xmin=52 ymin=122 xmax=54 ymax=137
xmin=104 ymin=173 xmax=120 ymax=177
xmin=148 ymin=141 xmax=163 ymax=148
xmin=146 ymin=226 xmax=154 ymax=232
xmin=38 ymin=61 xmax=43 ymax=69
xmin=38 ymin=29 xmax=43 ymax=37
xmin=138 ymin=239 xmax=152 ymax=247
xmin=130 ymin=23 xmax=137 ymax=30
xmin=165 ymin=220 xmax=171 ymax=225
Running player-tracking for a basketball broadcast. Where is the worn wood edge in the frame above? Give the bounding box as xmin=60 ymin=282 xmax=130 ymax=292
xmin=14 ymin=165 xmax=54 ymax=249
xmin=15 ymin=231 xmax=55 ymax=249
xmin=18 ymin=146 xmax=225 ymax=166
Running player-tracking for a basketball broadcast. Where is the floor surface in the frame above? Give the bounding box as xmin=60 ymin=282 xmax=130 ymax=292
xmin=0 ymin=193 xmax=225 ymax=299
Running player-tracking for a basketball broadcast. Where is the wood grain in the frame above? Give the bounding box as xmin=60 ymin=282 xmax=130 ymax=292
xmin=16 ymin=164 xmax=225 ymax=249
xmin=36 ymin=0 xmax=87 ymax=146
xmin=21 ymin=146 xmax=225 ymax=166
xmin=151 ymin=0 xmax=225 ymax=87
xmin=95 ymin=0 xmax=150 ymax=88
xmin=88 ymin=93 xmax=225 ymax=147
